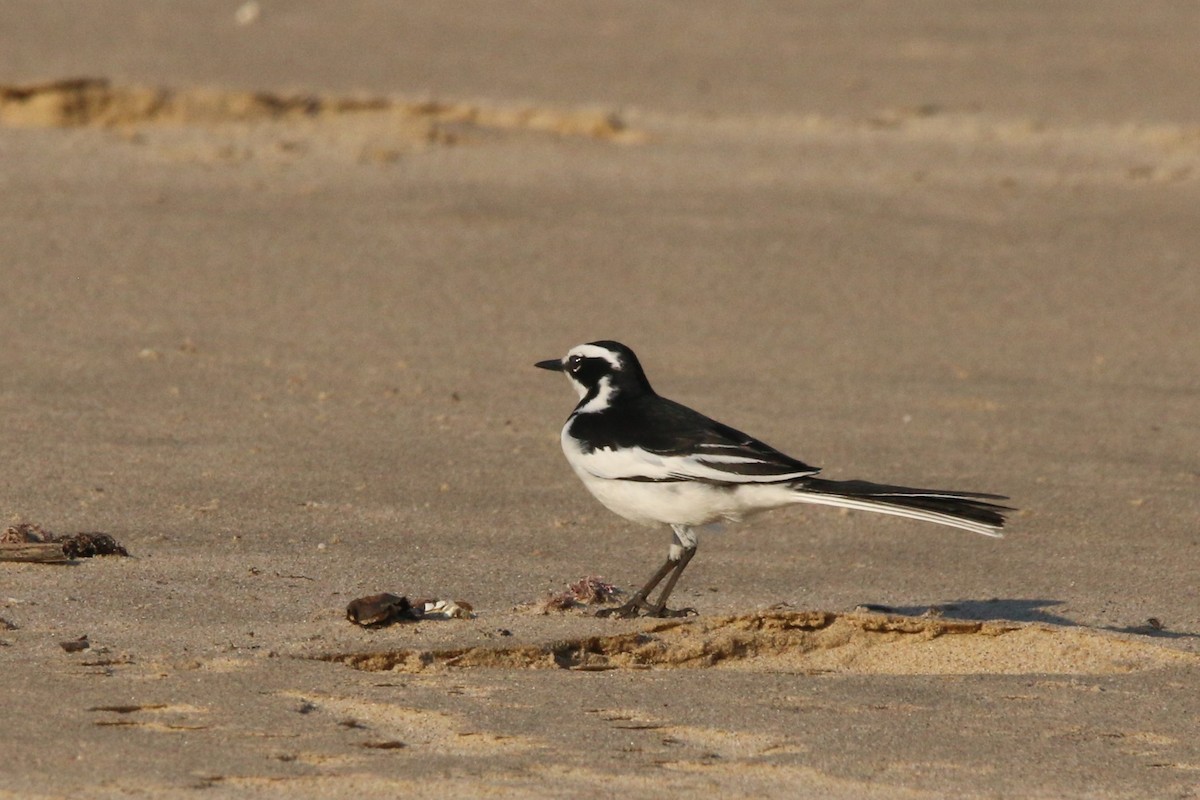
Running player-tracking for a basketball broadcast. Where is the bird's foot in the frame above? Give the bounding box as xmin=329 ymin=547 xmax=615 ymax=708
xmin=595 ymin=594 xmax=697 ymax=619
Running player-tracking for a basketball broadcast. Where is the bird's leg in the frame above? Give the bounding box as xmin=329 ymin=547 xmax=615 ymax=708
xmin=596 ymin=525 xmax=699 ymax=619
xmin=644 ymin=542 xmax=697 ymax=617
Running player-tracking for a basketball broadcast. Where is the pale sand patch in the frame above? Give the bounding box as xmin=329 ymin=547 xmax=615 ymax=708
xmin=275 ymin=689 xmax=539 ymax=753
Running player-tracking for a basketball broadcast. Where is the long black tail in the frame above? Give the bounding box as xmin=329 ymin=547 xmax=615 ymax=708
xmin=792 ymin=478 xmax=1012 ymax=537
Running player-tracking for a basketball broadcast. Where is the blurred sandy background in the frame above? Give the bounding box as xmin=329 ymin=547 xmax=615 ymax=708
xmin=1 ymin=3 xmax=1198 ymax=798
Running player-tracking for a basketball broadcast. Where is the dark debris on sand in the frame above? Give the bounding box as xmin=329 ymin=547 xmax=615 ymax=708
xmin=1 ymin=523 xmax=130 ymax=560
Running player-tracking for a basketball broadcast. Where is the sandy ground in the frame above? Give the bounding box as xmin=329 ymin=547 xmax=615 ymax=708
xmin=2 ymin=3 xmax=1199 ymax=798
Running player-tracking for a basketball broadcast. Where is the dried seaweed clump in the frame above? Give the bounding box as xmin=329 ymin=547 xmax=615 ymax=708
xmin=60 ymin=532 xmax=129 ymax=558
xmin=541 ymin=576 xmax=623 ymax=613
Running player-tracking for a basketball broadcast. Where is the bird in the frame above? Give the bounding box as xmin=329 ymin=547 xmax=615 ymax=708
xmin=536 ymin=340 xmax=1012 ymax=619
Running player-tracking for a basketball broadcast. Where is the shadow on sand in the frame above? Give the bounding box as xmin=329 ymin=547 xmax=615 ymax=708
xmin=861 ymin=598 xmax=1199 ymax=641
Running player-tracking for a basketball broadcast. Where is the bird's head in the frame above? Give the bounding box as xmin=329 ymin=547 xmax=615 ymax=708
xmin=535 ymin=340 xmax=653 ymax=411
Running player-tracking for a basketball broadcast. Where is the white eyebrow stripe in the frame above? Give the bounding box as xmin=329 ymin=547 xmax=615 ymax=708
xmin=567 ymin=344 xmax=623 ymax=369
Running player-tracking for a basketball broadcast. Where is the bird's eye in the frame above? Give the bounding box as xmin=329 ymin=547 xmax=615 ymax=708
xmin=567 ymin=355 xmax=583 ymax=372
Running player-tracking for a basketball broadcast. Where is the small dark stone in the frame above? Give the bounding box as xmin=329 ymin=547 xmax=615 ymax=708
xmin=346 ymin=594 xmax=419 ymax=627
xmin=61 ymin=635 xmax=90 ymax=653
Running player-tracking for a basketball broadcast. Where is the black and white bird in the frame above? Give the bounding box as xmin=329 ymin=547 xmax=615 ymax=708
xmin=536 ymin=340 xmax=1011 ymax=618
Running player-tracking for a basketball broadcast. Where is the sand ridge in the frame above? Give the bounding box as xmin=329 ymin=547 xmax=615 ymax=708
xmin=0 ymin=77 xmax=637 ymax=139
xmin=4 ymin=78 xmax=1195 ymax=184
xmin=321 ymin=609 xmax=1194 ymax=675
xmin=0 ymin=77 xmax=642 ymax=166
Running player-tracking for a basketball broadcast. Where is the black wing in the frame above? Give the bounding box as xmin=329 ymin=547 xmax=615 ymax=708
xmin=568 ymin=395 xmax=820 ymax=483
